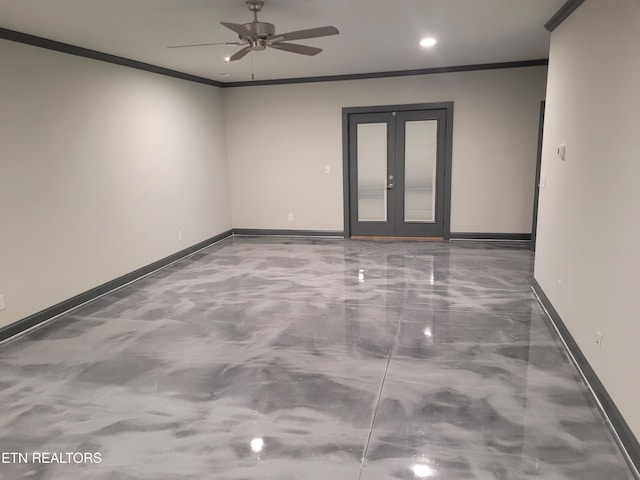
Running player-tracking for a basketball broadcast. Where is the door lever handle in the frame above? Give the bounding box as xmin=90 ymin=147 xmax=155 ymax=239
xmin=386 ymin=183 xmax=395 ymax=190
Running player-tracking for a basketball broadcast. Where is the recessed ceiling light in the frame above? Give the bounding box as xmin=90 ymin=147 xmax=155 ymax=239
xmin=420 ymin=38 xmax=437 ymax=48
xmin=224 ymin=56 xmax=231 ymax=62
xmin=219 ymin=73 xmax=231 ymax=77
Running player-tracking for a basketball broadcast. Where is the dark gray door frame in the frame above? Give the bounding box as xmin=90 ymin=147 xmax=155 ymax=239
xmin=531 ymin=101 xmax=545 ymax=251
xmin=342 ymin=102 xmax=454 ymax=238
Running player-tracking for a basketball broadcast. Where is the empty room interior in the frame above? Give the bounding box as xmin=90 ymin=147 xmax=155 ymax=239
xmin=1 ymin=0 xmax=639 ymax=479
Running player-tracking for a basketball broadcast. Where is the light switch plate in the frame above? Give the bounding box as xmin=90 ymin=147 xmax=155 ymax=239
xmin=558 ymin=144 xmax=566 ymax=160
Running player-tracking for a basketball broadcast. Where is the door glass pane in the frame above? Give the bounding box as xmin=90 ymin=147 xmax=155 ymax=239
xmin=404 ymin=120 xmax=437 ymax=222
xmin=357 ymin=123 xmax=387 ymax=222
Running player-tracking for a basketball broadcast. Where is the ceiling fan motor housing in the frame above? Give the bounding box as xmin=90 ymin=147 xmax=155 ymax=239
xmin=243 ymin=21 xmax=275 ymax=39
xmin=242 ymin=0 xmax=274 ymax=47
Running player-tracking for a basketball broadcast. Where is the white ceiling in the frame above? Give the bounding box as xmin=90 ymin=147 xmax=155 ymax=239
xmin=0 ymin=0 xmax=564 ymax=84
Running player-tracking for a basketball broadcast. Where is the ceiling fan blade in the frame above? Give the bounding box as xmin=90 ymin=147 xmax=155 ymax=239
xmin=268 ymin=42 xmax=322 ymax=56
xmin=270 ymin=26 xmax=339 ymax=43
xmin=228 ymin=46 xmax=253 ymax=61
xmin=167 ymin=41 xmax=244 ymax=49
xmin=220 ymin=22 xmax=254 ymax=39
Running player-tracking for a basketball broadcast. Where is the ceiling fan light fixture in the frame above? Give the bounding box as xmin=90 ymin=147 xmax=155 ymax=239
xmin=224 ymin=56 xmax=231 ymax=62
xmin=420 ymin=37 xmax=438 ymax=48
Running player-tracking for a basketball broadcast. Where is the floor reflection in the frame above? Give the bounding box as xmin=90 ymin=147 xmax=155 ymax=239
xmin=0 ymin=237 xmax=633 ymax=480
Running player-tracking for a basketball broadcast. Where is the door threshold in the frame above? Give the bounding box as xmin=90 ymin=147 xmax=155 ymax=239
xmin=351 ymin=236 xmax=444 ymax=241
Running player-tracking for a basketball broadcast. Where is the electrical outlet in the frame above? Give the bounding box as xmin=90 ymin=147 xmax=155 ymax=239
xmin=287 ymin=213 xmax=294 ymax=222
xmin=539 ymin=174 xmax=546 ymax=189
xmin=178 ymin=230 xmax=183 ymax=241
xmin=0 ymin=294 xmax=5 ymax=311
xmin=324 ymin=165 xmax=331 ymax=174
xmin=596 ymin=331 xmax=603 ymax=351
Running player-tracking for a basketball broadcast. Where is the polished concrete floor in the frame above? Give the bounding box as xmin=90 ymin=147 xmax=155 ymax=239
xmin=0 ymin=237 xmax=634 ymax=479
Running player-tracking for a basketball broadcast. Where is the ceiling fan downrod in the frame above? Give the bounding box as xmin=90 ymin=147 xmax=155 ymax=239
xmin=242 ymin=0 xmax=275 ymax=41
xmin=246 ymin=0 xmax=264 ymax=22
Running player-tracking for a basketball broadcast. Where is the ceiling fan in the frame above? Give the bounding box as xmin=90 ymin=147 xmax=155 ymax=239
xmin=168 ymin=0 xmax=339 ymax=62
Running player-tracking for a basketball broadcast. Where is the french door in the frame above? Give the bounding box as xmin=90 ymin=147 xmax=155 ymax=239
xmin=347 ymin=108 xmax=449 ymax=237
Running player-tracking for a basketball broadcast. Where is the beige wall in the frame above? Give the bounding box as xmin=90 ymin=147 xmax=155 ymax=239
xmin=0 ymin=41 xmax=548 ymax=330
xmin=534 ymin=0 xmax=640 ymax=438
xmin=0 ymin=40 xmax=231 ymax=328
xmin=224 ymin=66 xmax=547 ymax=233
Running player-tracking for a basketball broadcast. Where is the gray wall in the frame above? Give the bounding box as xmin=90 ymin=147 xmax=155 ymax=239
xmin=0 ymin=40 xmax=231 ymax=328
xmin=223 ymin=67 xmax=547 ymax=233
xmin=534 ymin=0 xmax=640 ymax=438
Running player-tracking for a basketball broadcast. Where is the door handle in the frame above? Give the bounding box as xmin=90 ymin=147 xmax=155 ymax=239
xmin=387 ymin=183 xmax=395 ymax=190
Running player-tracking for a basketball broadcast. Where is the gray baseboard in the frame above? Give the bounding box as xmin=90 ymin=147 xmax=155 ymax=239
xmin=233 ymin=229 xmax=344 ymax=238
xmin=449 ymin=232 xmax=531 ymax=241
xmin=0 ymin=230 xmax=233 ymax=344
xmin=532 ymin=279 xmax=640 ymax=478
